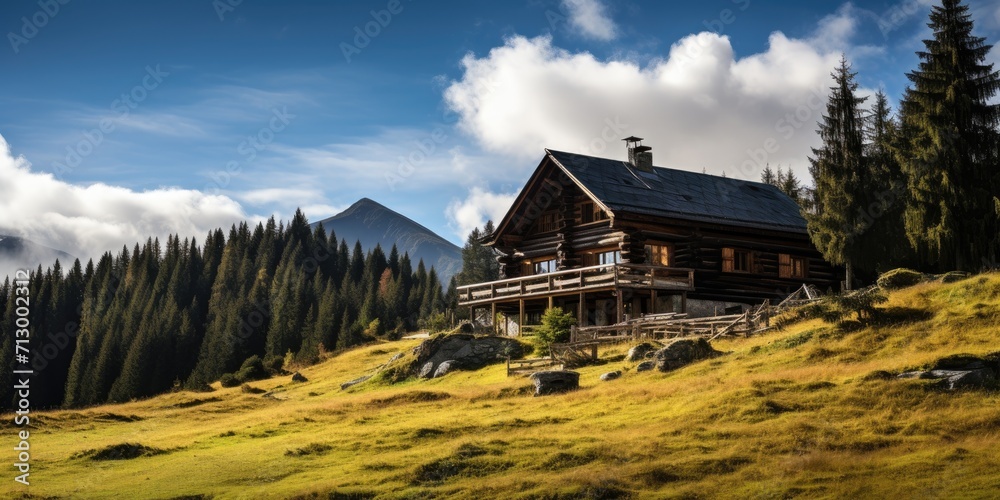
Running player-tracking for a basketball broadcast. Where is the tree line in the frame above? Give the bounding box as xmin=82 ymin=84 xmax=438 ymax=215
xmin=768 ymin=0 xmax=999 ymax=283
xmin=0 ymin=209 xmax=447 ymax=408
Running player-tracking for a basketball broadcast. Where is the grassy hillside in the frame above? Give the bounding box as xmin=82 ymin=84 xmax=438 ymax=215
xmin=8 ymin=274 xmax=1000 ymax=499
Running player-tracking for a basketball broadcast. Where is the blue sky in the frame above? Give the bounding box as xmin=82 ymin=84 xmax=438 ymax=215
xmin=1 ymin=0 xmax=999 ymax=262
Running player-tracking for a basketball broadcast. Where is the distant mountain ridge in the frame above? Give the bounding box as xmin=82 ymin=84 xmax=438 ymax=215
xmin=310 ymin=198 xmax=461 ymax=284
xmin=0 ymin=235 xmax=75 ymax=279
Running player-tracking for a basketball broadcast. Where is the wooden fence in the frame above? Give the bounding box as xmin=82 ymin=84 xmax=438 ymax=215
xmin=570 ymin=300 xmax=774 ymax=344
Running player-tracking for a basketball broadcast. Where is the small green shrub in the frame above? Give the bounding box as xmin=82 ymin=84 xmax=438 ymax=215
xmin=832 ymin=286 xmax=887 ymax=324
xmin=219 ymin=373 xmax=240 ymax=388
xmin=535 ymin=307 xmax=577 ymax=355
xmin=262 ymin=354 xmax=285 ymax=375
xmin=236 ymin=355 xmax=268 ymax=382
xmin=877 ymin=268 xmax=924 ymax=289
xmin=419 ymin=312 xmax=450 ymax=333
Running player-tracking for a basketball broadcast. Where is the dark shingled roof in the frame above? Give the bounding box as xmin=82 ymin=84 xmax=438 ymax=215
xmin=546 ymin=149 xmax=807 ymax=233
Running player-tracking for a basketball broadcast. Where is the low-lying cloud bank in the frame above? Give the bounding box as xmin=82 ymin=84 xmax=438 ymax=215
xmin=0 ymin=133 xmax=250 ymax=275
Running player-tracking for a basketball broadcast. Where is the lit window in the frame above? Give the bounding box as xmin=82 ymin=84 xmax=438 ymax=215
xmin=645 ymin=244 xmax=673 ymax=266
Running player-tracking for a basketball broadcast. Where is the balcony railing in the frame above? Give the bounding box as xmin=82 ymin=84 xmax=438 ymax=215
xmin=457 ymin=263 xmax=694 ymax=306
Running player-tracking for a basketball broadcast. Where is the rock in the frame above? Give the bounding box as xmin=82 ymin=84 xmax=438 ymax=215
xmin=897 ymin=368 xmax=996 ymax=390
xmin=340 ymin=374 xmax=371 ymax=390
xmin=529 ymin=370 xmax=580 ymax=396
xmin=636 ymin=361 xmax=655 ymax=372
xmin=939 ymin=271 xmax=969 ymax=283
xmin=599 ymin=371 xmax=621 ymax=381
xmin=433 ymin=360 xmax=457 ymax=378
xmin=409 ymin=334 xmax=525 ymax=379
xmin=652 ymin=338 xmax=722 ymax=372
xmin=291 ymin=372 xmax=308 ymax=383
xmin=626 ymin=342 xmax=658 ymax=362
xmin=418 ymin=362 xmax=436 ymax=379
xmin=936 ymin=369 xmax=995 ymax=390
xmin=931 ymin=354 xmax=988 ymax=372
xmin=388 ymin=352 xmax=404 ymax=363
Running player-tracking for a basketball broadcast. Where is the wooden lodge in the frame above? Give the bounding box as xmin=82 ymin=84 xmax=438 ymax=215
xmin=458 ymin=138 xmax=842 ymax=332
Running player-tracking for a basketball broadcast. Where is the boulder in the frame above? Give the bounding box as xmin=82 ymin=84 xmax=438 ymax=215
xmin=896 ymin=368 xmax=996 ymax=390
xmin=411 ymin=334 xmax=524 ymax=379
xmin=636 ymin=361 xmax=655 ymax=372
xmin=433 ymin=360 xmax=457 ymax=378
xmin=529 ymin=370 xmax=580 ymax=396
xmin=931 ymin=354 xmax=989 ymax=372
xmin=340 ymin=374 xmax=371 ymax=390
xmin=599 ymin=370 xmax=621 ymax=381
xmin=418 ymin=362 xmax=436 ymax=379
xmin=934 ymin=369 xmax=995 ymax=390
xmin=291 ymin=372 xmax=308 ymax=383
xmin=626 ymin=342 xmax=658 ymax=362
xmin=653 ymin=338 xmax=722 ymax=372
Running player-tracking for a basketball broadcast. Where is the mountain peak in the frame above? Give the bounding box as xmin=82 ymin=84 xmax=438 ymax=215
xmin=310 ymin=200 xmax=461 ymax=283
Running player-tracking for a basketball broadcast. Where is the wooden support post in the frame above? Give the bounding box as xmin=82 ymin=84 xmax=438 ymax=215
xmin=650 ymin=290 xmax=658 ymax=314
xmin=519 ymin=299 xmax=525 ymax=333
xmin=469 ymin=306 xmax=474 ymax=325
xmin=491 ymin=302 xmax=497 ymax=334
xmin=578 ymin=292 xmax=585 ymax=326
xmin=548 ymin=295 xmax=554 ymax=310
xmin=616 ymin=292 xmax=624 ymax=324
xmin=591 ymin=343 xmax=598 ymax=361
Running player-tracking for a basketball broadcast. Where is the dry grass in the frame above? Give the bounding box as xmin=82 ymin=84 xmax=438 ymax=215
xmin=7 ymin=274 xmax=1000 ymax=499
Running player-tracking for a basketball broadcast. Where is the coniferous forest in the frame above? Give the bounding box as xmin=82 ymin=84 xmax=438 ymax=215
xmin=782 ymin=0 xmax=1000 ymax=283
xmin=0 ymin=209 xmax=448 ymax=409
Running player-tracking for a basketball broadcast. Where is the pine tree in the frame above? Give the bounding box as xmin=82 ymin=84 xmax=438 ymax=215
xmin=898 ymin=0 xmax=1000 ymax=271
xmin=806 ymin=56 xmax=869 ymax=288
xmin=456 ymin=222 xmax=499 ymax=287
xmin=761 ymin=164 xmax=777 ymax=185
xmin=866 ymin=90 xmax=913 ymax=271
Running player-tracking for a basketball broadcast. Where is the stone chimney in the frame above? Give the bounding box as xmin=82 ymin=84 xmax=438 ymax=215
xmin=623 ymin=136 xmax=653 ymax=172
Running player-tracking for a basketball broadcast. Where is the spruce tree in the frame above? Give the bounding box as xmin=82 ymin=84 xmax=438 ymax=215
xmin=806 ymin=56 xmax=869 ymax=288
xmin=898 ymin=0 xmax=1000 ymax=271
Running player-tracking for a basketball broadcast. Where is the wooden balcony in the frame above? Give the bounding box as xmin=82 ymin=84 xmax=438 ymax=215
xmin=457 ymin=263 xmax=695 ymax=306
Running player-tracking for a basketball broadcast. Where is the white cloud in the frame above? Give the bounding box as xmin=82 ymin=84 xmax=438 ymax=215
xmin=561 ymin=0 xmax=618 ymax=41
xmin=0 ymin=133 xmax=252 ymax=274
xmin=446 ymin=187 xmax=519 ymax=241
xmin=444 ymin=30 xmax=845 ymax=183
xmin=239 ymin=187 xmax=325 ymax=205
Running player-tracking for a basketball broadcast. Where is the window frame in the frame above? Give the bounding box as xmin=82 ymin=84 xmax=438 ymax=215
xmin=644 ymin=243 xmax=673 ymax=267
xmin=722 ymin=247 xmax=753 ymax=273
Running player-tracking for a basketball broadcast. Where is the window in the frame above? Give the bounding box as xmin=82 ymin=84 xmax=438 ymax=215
xmin=597 ymin=250 xmax=620 ymax=266
xmin=779 ymin=254 xmax=808 ymax=279
xmin=722 ymin=247 xmax=752 ymax=273
xmin=645 ymin=244 xmax=673 ymax=266
xmin=580 ymin=202 xmax=608 ymax=223
xmin=536 ymin=213 xmax=557 ymax=232
xmin=533 ymin=258 xmax=556 ymax=275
